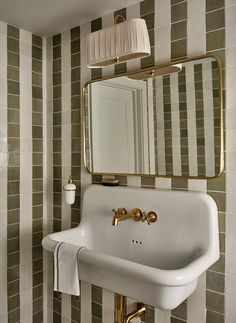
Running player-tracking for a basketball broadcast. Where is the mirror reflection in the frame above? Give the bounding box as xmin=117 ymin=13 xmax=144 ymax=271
xmin=83 ymin=56 xmax=223 ymax=178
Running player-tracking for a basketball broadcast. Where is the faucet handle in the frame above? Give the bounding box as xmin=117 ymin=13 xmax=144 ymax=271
xmin=112 ymin=208 xmax=127 ymax=215
xmin=131 ymin=208 xmax=143 ymax=222
xmin=118 ymin=208 xmax=127 ymax=215
xmin=143 ymin=211 xmax=158 ymax=225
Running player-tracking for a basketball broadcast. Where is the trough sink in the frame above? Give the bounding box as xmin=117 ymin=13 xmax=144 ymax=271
xmin=42 ymin=184 xmax=219 ymax=309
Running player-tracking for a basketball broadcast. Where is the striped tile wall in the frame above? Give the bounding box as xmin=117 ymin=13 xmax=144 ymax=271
xmin=0 ymin=21 xmax=47 ymax=323
xmin=48 ymin=0 xmax=236 ymax=322
xmin=0 ymin=1 xmax=234 ymax=321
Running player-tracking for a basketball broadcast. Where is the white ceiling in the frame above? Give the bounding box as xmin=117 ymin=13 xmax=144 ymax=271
xmin=0 ymin=0 xmax=141 ymax=37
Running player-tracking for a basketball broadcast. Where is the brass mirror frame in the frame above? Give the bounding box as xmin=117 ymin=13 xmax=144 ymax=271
xmin=82 ymin=54 xmax=224 ymax=179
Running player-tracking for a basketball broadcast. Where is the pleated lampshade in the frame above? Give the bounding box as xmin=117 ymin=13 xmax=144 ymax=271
xmin=86 ymin=18 xmax=151 ymax=68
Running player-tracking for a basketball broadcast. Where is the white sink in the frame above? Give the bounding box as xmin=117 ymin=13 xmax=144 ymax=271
xmin=42 ymin=184 xmax=219 ymax=309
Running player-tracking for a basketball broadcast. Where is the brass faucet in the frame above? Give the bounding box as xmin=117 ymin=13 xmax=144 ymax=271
xmin=112 ymin=208 xmax=158 ymax=226
xmin=112 ymin=208 xmax=143 ymax=226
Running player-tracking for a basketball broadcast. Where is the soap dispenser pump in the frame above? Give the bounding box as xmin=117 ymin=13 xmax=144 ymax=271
xmin=63 ymin=176 xmax=76 ymax=205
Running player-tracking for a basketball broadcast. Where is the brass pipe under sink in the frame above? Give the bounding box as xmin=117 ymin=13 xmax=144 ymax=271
xmin=115 ymin=294 xmax=126 ymax=323
xmin=115 ymin=294 xmax=146 ymax=323
xmin=125 ymin=303 xmax=146 ymax=323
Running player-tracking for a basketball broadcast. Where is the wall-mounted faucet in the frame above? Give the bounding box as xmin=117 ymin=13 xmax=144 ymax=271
xmin=112 ymin=208 xmax=158 ymax=226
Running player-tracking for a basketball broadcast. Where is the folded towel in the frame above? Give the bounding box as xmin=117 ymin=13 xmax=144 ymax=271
xmin=54 ymin=242 xmax=84 ymax=296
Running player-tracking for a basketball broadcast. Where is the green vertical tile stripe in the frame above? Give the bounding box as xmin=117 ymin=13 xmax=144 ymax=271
xmin=153 ymin=79 xmax=158 ymax=174
xmin=206 ymin=0 xmax=226 ymax=322
xmin=91 ymin=18 xmax=102 ymax=80
xmin=206 ymin=0 xmax=225 ymax=54
xmin=141 ymin=176 xmax=155 ymax=188
xmin=53 ymin=33 xmax=62 ymax=323
xmin=140 ymin=305 xmax=154 ymax=323
xmin=53 ymin=292 xmax=62 ymax=322
xmin=114 ymin=8 xmax=127 ymax=74
xmin=32 ymin=34 xmax=44 ymax=322
xmin=171 ymin=302 xmax=187 ymax=322
xmin=141 ymin=0 xmax=155 ymax=68
xmin=92 ymin=285 xmax=103 ymax=322
xmin=7 ymin=24 xmax=20 ymax=323
xmin=53 ymin=33 xmax=62 ymax=233
xmin=178 ymin=67 xmax=189 ymax=176
xmin=171 ymin=0 xmax=187 ymax=59
xmin=211 ymin=60 xmax=221 ymax=174
xmin=194 ymin=63 xmax=206 ymax=177
xmin=163 ymin=75 xmax=173 ymax=175
xmin=91 ymin=174 xmax=103 ymax=184
xmin=71 ymin=295 xmax=81 ymax=323
xmin=70 ymin=26 xmax=81 ymax=228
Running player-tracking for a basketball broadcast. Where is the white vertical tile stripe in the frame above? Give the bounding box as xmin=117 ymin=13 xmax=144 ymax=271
xmin=154 ymin=0 xmax=171 ymax=319
xmin=61 ymin=30 xmax=72 ymax=322
xmin=188 ymin=179 xmax=207 ymax=192
xmin=155 ymin=309 xmax=171 ymax=323
xmin=154 ymin=0 xmax=171 ymax=192
xmin=19 ymin=29 xmax=33 ymax=323
xmin=185 ymin=64 xmax=198 ymax=176
xmin=127 ymin=176 xmax=141 ymax=187
xmin=170 ymin=74 xmax=181 ymax=176
xmin=154 ymin=0 xmax=171 ymax=64
xmin=102 ymin=289 xmax=114 ymax=323
xmin=81 ymin=281 xmax=92 ymax=323
xmin=147 ymin=79 xmax=155 ymax=174
xmin=202 ymin=61 xmax=215 ymax=177
xmin=187 ymin=0 xmax=206 ymax=56
xmin=226 ymin=3 xmax=236 ymax=321
xmin=0 ymin=21 xmax=8 ymax=323
xmin=61 ymin=30 xmax=71 ymax=231
xmin=155 ymin=177 xmax=171 ymax=189
xmin=187 ymin=1 xmax=207 ymax=322
xmin=81 ymin=22 xmax=92 ymax=194
xmin=155 ymin=77 xmax=166 ymax=175
xmin=44 ymin=36 xmax=53 ymax=323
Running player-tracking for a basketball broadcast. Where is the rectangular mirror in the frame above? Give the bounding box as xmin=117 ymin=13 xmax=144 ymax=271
xmin=83 ymin=55 xmax=223 ymax=178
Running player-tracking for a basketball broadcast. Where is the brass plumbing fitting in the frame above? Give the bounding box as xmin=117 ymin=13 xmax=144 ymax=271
xmin=115 ymin=295 xmax=146 ymax=323
xmin=125 ymin=303 xmax=146 ymax=323
xmin=112 ymin=208 xmax=158 ymax=226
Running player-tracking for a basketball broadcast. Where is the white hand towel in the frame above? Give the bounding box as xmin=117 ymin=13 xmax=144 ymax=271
xmin=54 ymin=242 xmax=84 ymax=296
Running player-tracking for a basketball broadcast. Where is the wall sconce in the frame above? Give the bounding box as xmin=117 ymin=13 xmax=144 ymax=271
xmin=127 ymin=64 xmax=183 ymax=80
xmin=86 ymin=16 xmax=151 ymax=68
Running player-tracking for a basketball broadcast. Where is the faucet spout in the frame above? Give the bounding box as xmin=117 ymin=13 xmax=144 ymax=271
xmin=112 ymin=208 xmax=143 ymax=226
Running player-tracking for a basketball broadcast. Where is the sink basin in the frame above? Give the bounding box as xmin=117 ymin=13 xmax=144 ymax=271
xmin=42 ymin=184 xmax=219 ymax=309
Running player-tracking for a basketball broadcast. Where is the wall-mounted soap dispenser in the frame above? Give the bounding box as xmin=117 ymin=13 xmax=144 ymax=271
xmin=63 ymin=176 xmax=76 ymax=205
